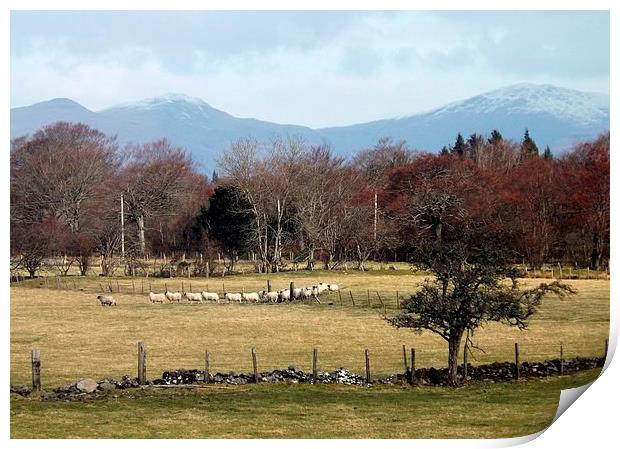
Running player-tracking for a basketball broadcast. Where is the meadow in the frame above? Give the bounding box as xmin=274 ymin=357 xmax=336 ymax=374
xmin=10 ymin=271 xmax=609 ymax=388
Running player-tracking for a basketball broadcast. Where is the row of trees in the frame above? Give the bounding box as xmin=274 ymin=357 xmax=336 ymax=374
xmin=10 ymin=122 xmax=211 ymax=277
xmin=10 ymin=121 xmax=609 ymax=277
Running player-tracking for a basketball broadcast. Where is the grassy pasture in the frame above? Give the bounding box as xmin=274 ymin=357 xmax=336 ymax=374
xmin=10 ymin=369 xmax=602 ymax=438
xmin=10 ymin=273 xmax=609 ymax=388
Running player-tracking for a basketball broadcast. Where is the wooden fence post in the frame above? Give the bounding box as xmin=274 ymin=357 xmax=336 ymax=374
xmin=349 ymin=291 xmax=355 ymax=306
xmin=56 ymin=276 xmax=60 ymax=289
xmin=396 ymin=291 xmax=399 ymax=309
xmin=99 ymin=282 xmax=104 ymax=293
xmin=251 ymin=348 xmax=259 ymax=383
xmin=402 ymin=345 xmax=408 ymax=373
xmin=289 ymin=282 xmax=294 ymax=302
xmin=44 ymin=276 xmax=48 ymax=289
xmin=181 ymin=281 xmax=185 ymax=293
xmin=267 ymin=279 xmax=272 ymax=292
xmin=312 ymin=348 xmax=318 ymax=383
xmin=364 ymin=349 xmax=371 ymax=383
xmin=31 ymin=349 xmax=41 ymax=392
xmin=410 ymin=348 xmax=416 ymax=384
xmin=189 ymin=282 xmax=192 ymax=293
xmin=560 ymin=342 xmax=564 ymax=376
xmin=165 ymin=283 xmax=168 ymax=293
xmin=137 ymin=341 xmax=146 ymax=385
xmin=116 ymin=280 xmax=120 ymax=293
xmin=515 ymin=342 xmax=520 ymax=380
xmin=204 ymin=350 xmax=210 ymax=384
xmin=338 ymin=290 xmax=342 ymax=305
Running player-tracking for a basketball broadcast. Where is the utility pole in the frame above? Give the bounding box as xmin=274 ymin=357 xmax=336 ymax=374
xmin=120 ymin=193 xmax=125 ymax=259
xmin=373 ymin=189 xmax=378 ymax=242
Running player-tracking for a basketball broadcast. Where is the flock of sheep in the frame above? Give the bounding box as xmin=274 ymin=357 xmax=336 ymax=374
xmin=146 ymin=282 xmax=339 ymax=304
xmin=97 ymin=282 xmax=340 ymax=306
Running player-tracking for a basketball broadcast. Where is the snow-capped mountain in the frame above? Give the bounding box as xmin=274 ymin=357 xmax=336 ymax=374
xmin=10 ymin=84 xmax=609 ymax=172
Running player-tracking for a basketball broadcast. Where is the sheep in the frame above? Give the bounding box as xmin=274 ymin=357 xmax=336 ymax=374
xmin=311 ymin=286 xmax=320 ymax=297
xmin=184 ymin=292 xmax=203 ymax=303
xmin=97 ymin=295 xmax=116 ymax=306
xmin=262 ymin=291 xmax=279 ymax=302
xmin=201 ymin=291 xmax=219 ymax=302
xmin=149 ymin=292 xmax=166 ymax=304
xmin=242 ymin=292 xmax=260 ymax=303
xmin=279 ymin=289 xmax=291 ymax=301
xmin=225 ymin=292 xmax=242 ymax=303
xmin=165 ymin=291 xmax=182 ymax=302
xmin=292 ymin=288 xmax=303 ymax=299
xmin=328 ymin=284 xmax=339 ymax=292
xmin=300 ymin=288 xmax=314 ymax=299
xmin=316 ymin=283 xmax=329 ymax=294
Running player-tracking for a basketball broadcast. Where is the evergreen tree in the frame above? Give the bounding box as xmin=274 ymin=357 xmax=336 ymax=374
xmin=196 ymin=185 xmax=255 ymax=271
xmin=542 ymin=145 xmax=553 ymax=160
xmin=488 ymin=129 xmax=503 ymax=145
xmin=451 ymin=133 xmax=466 ymax=157
xmin=211 ymin=169 xmax=219 ymax=183
xmin=440 ymin=145 xmax=450 ymax=156
xmin=520 ymin=129 xmax=539 ymax=159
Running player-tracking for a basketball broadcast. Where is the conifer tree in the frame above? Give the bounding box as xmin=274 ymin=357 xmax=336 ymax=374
xmin=520 ymin=129 xmax=539 ymax=159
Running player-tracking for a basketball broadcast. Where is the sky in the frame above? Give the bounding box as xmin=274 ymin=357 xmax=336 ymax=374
xmin=10 ymin=10 xmax=610 ymax=128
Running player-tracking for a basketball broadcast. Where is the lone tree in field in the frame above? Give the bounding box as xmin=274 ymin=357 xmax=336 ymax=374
xmin=385 ymin=154 xmax=574 ymax=386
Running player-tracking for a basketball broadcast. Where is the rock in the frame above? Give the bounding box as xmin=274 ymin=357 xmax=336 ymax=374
xmin=11 ymin=385 xmax=31 ymax=397
xmin=76 ymin=379 xmax=98 ymax=393
xmin=98 ymin=380 xmax=116 ymax=392
xmin=42 ymin=392 xmax=59 ymax=401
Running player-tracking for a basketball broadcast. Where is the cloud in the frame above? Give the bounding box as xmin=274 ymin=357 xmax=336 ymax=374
xmin=10 ymin=11 xmax=609 ymax=128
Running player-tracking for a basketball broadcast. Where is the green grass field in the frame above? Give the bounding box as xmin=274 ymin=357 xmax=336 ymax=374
xmin=10 ymin=271 xmax=609 ymax=438
xmin=10 ymin=369 xmax=601 ymax=438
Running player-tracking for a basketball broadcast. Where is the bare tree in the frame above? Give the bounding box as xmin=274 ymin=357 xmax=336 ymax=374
xmin=120 ymin=139 xmax=196 ymax=255
xmin=10 ymin=122 xmax=118 ymax=232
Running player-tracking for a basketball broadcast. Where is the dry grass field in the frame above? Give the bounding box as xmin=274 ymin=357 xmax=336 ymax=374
xmin=10 ymin=273 xmax=609 ymax=388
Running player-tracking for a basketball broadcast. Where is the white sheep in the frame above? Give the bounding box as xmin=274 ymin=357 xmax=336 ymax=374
xmin=225 ymin=292 xmax=242 ymax=303
xmin=165 ymin=291 xmax=182 ymax=302
xmin=279 ymin=289 xmax=291 ymax=301
xmin=292 ymin=288 xmax=303 ymax=299
xmin=300 ymin=288 xmax=313 ymax=299
xmin=316 ymin=283 xmax=329 ymax=294
xmin=97 ymin=295 xmax=116 ymax=306
xmin=242 ymin=292 xmax=260 ymax=302
xmin=328 ymin=284 xmax=339 ymax=292
xmin=184 ymin=292 xmax=203 ymax=302
xmin=149 ymin=292 xmax=166 ymax=303
xmin=262 ymin=291 xmax=279 ymax=302
xmin=201 ymin=291 xmax=219 ymax=302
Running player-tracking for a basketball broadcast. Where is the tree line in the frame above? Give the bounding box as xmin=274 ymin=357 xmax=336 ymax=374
xmin=10 ymin=121 xmax=609 ymax=278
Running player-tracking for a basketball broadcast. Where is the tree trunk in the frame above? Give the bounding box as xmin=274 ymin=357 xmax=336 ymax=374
xmin=137 ymin=215 xmax=146 ymax=255
xmin=447 ymin=329 xmax=464 ymax=386
xmin=306 ymin=247 xmax=315 ymax=270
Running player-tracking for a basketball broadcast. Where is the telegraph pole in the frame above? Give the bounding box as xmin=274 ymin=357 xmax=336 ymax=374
xmin=373 ymin=189 xmax=378 ymax=242
xmin=120 ymin=193 xmax=125 ymax=259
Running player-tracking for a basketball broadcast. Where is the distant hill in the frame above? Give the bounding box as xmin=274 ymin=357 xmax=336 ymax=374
xmin=11 ymin=84 xmax=609 ymax=172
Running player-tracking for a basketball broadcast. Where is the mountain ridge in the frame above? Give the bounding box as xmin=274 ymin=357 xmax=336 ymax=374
xmin=11 ymin=84 xmax=609 ymax=171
